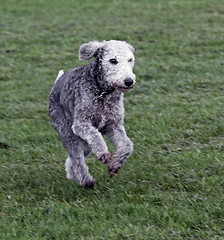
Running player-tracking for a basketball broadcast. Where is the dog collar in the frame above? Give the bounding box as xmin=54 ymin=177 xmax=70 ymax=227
xmin=98 ymin=89 xmax=115 ymax=99
xmin=95 ymin=76 xmax=115 ymax=99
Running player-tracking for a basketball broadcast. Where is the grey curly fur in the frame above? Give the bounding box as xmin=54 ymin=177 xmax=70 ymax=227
xmin=49 ymin=40 xmax=136 ymax=188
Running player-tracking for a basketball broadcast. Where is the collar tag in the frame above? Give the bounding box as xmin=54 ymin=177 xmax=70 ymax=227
xmin=98 ymin=91 xmax=107 ymax=100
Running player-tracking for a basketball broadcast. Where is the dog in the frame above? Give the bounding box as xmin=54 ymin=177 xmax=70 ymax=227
xmin=49 ymin=40 xmax=136 ymax=188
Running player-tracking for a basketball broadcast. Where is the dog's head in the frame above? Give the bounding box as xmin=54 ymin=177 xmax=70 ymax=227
xmin=79 ymin=40 xmax=136 ymax=92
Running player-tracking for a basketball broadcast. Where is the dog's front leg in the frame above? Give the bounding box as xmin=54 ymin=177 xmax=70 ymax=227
xmin=72 ymin=121 xmax=111 ymax=163
xmin=106 ymin=125 xmax=133 ymax=177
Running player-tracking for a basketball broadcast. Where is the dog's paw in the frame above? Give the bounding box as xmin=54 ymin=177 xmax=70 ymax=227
xmin=98 ymin=152 xmax=111 ymax=164
xmin=82 ymin=178 xmax=96 ymax=189
xmin=108 ymin=162 xmax=121 ymax=177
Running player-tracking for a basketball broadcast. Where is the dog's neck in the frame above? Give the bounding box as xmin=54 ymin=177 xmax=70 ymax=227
xmin=92 ymin=60 xmax=115 ymax=99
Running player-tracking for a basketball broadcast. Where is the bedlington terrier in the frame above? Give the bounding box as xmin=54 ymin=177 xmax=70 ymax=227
xmin=49 ymin=40 xmax=136 ymax=188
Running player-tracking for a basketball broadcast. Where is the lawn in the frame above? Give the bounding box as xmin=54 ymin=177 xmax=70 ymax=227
xmin=1 ymin=0 xmax=224 ymax=239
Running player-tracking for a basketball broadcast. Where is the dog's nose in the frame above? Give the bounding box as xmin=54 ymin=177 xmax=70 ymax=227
xmin=124 ymin=78 xmax=134 ymax=87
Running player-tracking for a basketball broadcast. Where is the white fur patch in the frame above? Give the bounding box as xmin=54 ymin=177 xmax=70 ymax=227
xmin=54 ymin=70 xmax=64 ymax=83
xmin=65 ymin=156 xmax=75 ymax=180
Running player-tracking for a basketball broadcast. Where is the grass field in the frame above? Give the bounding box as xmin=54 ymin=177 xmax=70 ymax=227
xmin=1 ymin=0 xmax=224 ymax=239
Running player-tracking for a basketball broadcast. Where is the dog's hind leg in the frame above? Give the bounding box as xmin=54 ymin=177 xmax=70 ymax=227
xmin=49 ymin=99 xmax=95 ymax=188
xmin=64 ymin=139 xmax=95 ymax=188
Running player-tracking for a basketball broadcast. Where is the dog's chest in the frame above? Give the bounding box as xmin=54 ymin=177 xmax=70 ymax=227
xmin=94 ymin=97 xmax=124 ymax=130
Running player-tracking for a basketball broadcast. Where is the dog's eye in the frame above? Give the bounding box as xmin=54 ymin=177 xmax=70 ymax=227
xmin=128 ymin=58 xmax=133 ymax=62
xmin=109 ymin=59 xmax=118 ymax=65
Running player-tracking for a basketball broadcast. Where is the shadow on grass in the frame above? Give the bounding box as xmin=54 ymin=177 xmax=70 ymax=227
xmin=2 ymin=158 xmax=136 ymax=205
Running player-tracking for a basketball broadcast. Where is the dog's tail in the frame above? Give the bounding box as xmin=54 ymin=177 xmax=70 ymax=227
xmin=55 ymin=70 xmax=64 ymax=83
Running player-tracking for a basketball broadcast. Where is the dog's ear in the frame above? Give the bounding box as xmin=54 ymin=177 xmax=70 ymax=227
xmin=79 ymin=41 xmax=104 ymax=61
xmin=127 ymin=43 xmax=135 ymax=53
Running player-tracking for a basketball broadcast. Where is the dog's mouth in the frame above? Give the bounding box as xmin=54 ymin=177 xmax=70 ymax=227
xmin=114 ymin=84 xmax=135 ymax=93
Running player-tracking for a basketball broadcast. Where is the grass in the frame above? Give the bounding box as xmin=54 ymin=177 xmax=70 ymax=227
xmin=1 ymin=0 xmax=224 ymax=239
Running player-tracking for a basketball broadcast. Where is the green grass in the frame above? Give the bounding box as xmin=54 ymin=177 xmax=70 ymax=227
xmin=1 ymin=0 xmax=224 ymax=239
